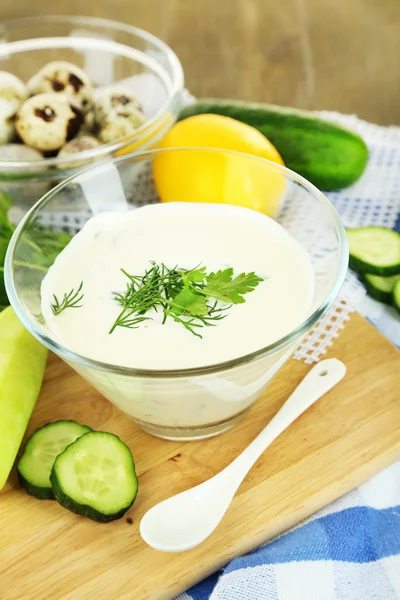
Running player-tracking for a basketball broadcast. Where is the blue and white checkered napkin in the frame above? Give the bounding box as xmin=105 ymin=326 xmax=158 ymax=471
xmin=180 ymin=461 xmax=400 ymax=600
xmin=176 ymin=113 xmax=400 ymax=600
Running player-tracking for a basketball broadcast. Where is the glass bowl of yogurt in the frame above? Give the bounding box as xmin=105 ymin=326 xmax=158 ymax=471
xmin=0 ymin=15 xmax=184 ymax=211
xmin=5 ymin=149 xmax=348 ymax=440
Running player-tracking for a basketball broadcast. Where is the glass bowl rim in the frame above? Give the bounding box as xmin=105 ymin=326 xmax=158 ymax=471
xmin=0 ymin=14 xmax=184 ymax=171
xmin=5 ymin=147 xmax=349 ymax=378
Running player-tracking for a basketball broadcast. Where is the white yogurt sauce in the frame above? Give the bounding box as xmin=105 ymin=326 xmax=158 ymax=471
xmin=41 ymin=203 xmax=314 ymax=370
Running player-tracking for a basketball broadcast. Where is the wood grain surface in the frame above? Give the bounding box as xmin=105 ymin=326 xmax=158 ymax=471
xmin=1 ymin=313 xmax=400 ymax=600
xmin=1 ymin=0 xmax=399 ymax=125
xmin=0 ymin=3 xmax=399 ymax=599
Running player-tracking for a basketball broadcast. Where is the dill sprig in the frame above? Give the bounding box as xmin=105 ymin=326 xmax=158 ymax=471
xmin=51 ymin=281 xmax=84 ymax=316
xmin=109 ymin=263 xmax=263 ymax=338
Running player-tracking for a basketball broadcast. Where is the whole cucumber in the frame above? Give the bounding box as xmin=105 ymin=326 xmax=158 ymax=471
xmin=179 ymin=99 xmax=369 ymax=191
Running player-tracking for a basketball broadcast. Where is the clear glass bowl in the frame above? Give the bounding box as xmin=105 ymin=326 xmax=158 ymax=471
xmin=0 ymin=15 xmax=184 ymax=210
xmin=5 ymin=149 xmax=348 ymax=440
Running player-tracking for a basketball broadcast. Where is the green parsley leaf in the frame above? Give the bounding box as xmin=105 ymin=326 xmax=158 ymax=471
xmin=172 ymin=287 xmax=208 ymax=316
xmin=185 ymin=266 xmax=207 ymax=283
xmin=202 ymin=268 xmax=264 ymax=304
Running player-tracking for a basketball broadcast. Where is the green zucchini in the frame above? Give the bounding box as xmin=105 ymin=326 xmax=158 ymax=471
xmin=18 ymin=420 xmax=92 ymax=499
xmin=0 ymin=307 xmax=48 ymax=490
xmin=347 ymin=227 xmax=400 ymax=276
xmin=363 ymin=273 xmax=400 ymax=304
xmin=50 ymin=431 xmax=138 ymax=522
xmin=179 ymin=99 xmax=369 ymax=191
xmin=393 ymin=280 xmax=400 ymax=314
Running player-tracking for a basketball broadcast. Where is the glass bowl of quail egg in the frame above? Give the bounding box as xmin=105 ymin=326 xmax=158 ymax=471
xmin=0 ymin=15 xmax=184 ymax=213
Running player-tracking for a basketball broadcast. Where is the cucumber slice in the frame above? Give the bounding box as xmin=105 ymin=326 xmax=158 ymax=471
xmin=393 ymin=280 xmax=400 ymax=314
xmin=363 ymin=273 xmax=400 ymax=305
xmin=347 ymin=227 xmax=400 ymax=275
xmin=51 ymin=431 xmax=138 ymax=522
xmin=17 ymin=420 xmax=91 ymax=499
xmin=0 ymin=307 xmax=48 ymax=490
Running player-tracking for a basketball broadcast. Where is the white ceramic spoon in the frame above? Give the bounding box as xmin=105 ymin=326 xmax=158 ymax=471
xmin=140 ymin=358 xmax=346 ymax=552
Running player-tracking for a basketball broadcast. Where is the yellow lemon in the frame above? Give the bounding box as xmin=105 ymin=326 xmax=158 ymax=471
xmin=153 ymin=114 xmax=286 ymax=216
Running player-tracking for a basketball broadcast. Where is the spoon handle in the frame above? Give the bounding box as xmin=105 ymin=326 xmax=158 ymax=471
xmin=226 ymin=358 xmax=346 ymax=482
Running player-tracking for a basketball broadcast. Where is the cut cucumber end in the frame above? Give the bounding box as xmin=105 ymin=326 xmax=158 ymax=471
xmin=51 ymin=431 xmax=138 ymax=522
xmin=18 ymin=420 xmax=92 ymax=499
xmin=393 ymin=280 xmax=400 ymax=314
xmin=347 ymin=227 xmax=400 ymax=276
xmin=363 ymin=273 xmax=400 ymax=305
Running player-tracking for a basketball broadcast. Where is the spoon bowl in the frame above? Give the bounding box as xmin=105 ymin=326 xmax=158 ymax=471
xmin=140 ymin=471 xmax=235 ymax=552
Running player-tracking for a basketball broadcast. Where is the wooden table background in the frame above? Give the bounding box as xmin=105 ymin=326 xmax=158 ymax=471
xmin=1 ymin=0 xmax=399 ymax=126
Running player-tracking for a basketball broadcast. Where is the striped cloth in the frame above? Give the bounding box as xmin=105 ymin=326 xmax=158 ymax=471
xmin=177 ymin=114 xmax=400 ymax=600
xmin=179 ymin=461 xmax=400 ymax=599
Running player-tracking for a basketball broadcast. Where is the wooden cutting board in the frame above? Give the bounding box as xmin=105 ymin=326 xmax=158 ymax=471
xmin=1 ymin=313 xmax=400 ymax=600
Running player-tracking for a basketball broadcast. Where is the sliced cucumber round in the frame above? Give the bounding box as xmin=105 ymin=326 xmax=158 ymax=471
xmin=50 ymin=431 xmax=138 ymax=522
xmin=363 ymin=273 xmax=400 ymax=305
xmin=347 ymin=227 xmax=400 ymax=276
xmin=18 ymin=420 xmax=91 ymax=500
xmin=393 ymin=280 xmax=400 ymax=314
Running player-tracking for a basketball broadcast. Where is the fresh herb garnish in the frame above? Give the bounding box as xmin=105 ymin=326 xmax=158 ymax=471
xmin=201 ymin=268 xmax=265 ymax=304
xmin=110 ymin=263 xmax=263 ymax=338
xmin=51 ymin=281 xmax=84 ymax=316
xmin=0 ymin=192 xmax=72 ymax=313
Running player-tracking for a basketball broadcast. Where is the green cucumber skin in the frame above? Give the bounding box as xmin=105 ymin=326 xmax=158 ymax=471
xmin=178 ymin=99 xmax=369 ymax=191
xmin=349 ymin=255 xmax=400 ymax=276
xmin=393 ymin=281 xmax=400 ymax=314
xmin=17 ymin=420 xmax=92 ymax=500
xmin=50 ymin=468 xmax=138 ymax=523
xmin=362 ymin=277 xmax=393 ymax=305
xmin=17 ymin=471 xmax=55 ymax=500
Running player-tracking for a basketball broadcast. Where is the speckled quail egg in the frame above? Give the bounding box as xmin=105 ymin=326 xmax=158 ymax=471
xmin=0 ymin=72 xmax=27 ymax=144
xmin=15 ymin=93 xmax=83 ymax=152
xmin=97 ymin=108 xmax=146 ymax=144
xmin=94 ymin=84 xmax=145 ymax=143
xmin=27 ymin=61 xmax=93 ymax=113
xmin=0 ymin=143 xmax=44 ymax=162
xmin=94 ymin=84 xmax=142 ymax=123
xmin=57 ymin=135 xmax=101 ymax=170
xmin=94 ymin=85 xmax=145 ymax=144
